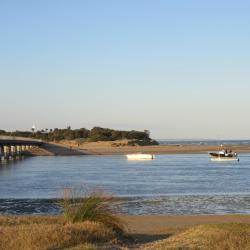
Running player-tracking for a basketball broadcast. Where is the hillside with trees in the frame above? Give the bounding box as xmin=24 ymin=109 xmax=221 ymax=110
xmin=0 ymin=127 xmax=158 ymax=144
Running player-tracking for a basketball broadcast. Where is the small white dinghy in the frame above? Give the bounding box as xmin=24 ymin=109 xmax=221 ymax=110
xmin=126 ymin=153 xmax=155 ymax=160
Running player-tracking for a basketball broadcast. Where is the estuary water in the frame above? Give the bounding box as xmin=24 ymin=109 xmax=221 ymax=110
xmin=1 ymin=154 xmax=250 ymax=215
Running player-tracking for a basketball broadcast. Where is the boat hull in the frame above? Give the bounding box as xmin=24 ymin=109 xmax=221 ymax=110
xmin=209 ymin=152 xmax=239 ymax=161
xmin=126 ymin=153 xmax=155 ymax=160
xmin=210 ymin=157 xmax=239 ymax=162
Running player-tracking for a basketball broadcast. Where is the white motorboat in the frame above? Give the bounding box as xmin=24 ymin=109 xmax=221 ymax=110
xmin=209 ymin=150 xmax=239 ymax=161
xmin=126 ymin=153 xmax=155 ymax=160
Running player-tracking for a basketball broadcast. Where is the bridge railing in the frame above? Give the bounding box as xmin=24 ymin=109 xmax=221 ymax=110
xmin=0 ymin=136 xmax=42 ymax=143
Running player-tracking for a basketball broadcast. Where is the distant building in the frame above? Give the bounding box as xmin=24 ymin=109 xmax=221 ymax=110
xmin=31 ymin=124 xmax=36 ymax=133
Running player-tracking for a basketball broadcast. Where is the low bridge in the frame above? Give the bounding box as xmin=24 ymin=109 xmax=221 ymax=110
xmin=0 ymin=136 xmax=43 ymax=162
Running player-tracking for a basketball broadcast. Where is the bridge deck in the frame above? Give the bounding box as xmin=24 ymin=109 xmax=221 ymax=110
xmin=0 ymin=136 xmax=42 ymax=146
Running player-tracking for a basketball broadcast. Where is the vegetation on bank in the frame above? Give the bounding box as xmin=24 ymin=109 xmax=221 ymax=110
xmin=0 ymin=216 xmax=118 ymax=250
xmin=61 ymin=188 xmax=125 ymax=234
xmin=0 ymin=189 xmax=127 ymax=250
xmin=0 ymin=127 xmax=155 ymax=143
xmin=143 ymin=223 xmax=250 ymax=250
xmin=1 ymin=216 xmax=250 ymax=250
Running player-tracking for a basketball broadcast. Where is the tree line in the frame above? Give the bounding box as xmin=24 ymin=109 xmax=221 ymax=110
xmin=0 ymin=127 xmax=152 ymax=142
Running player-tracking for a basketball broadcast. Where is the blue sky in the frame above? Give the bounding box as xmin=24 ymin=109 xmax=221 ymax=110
xmin=0 ymin=0 xmax=250 ymax=139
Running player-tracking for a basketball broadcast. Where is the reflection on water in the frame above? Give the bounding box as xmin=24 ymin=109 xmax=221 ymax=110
xmin=1 ymin=154 xmax=250 ymax=215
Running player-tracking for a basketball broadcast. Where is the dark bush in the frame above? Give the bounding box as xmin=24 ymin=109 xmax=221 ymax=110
xmin=0 ymin=127 xmax=152 ymax=142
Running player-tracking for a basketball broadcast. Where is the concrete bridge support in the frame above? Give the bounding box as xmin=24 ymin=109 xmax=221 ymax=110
xmin=10 ymin=145 xmax=17 ymax=160
xmin=0 ymin=146 xmax=4 ymax=161
xmin=0 ymin=145 xmax=27 ymax=162
xmin=0 ymin=136 xmax=43 ymax=164
xmin=16 ymin=145 xmax=22 ymax=155
xmin=3 ymin=146 xmax=10 ymax=161
xmin=1 ymin=144 xmax=37 ymax=160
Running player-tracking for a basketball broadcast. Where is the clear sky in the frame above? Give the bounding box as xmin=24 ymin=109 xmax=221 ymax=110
xmin=0 ymin=0 xmax=249 ymax=139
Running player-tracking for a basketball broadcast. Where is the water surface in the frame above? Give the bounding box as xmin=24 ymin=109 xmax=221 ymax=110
xmin=1 ymin=154 xmax=250 ymax=215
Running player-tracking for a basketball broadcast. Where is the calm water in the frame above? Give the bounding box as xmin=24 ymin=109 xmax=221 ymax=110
xmin=1 ymin=154 xmax=250 ymax=215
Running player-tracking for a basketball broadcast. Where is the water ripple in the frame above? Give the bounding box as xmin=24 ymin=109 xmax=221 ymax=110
xmin=1 ymin=195 xmax=250 ymax=215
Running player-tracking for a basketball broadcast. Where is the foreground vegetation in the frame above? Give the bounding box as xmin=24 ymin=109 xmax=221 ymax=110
xmin=1 ymin=215 xmax=250 ymax=250
xmin=62 ymin=188 xmax=125 ymax=234
xmin=143 ymin=223 xmax=250 ymax=250
xmin=0 ymin=216 xmax=120 ymax=250
xmin=0 ymin=189 xmax=127 ymax=250
xmin=0 ymin=126 xmax=154 ymax=143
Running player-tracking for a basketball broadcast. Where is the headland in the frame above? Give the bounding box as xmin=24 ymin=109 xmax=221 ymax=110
xmin=40 ymin=139 xmax=250 ymax=156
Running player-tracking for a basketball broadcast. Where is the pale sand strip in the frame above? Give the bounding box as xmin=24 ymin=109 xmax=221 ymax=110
xmin=122 ymin=215 xmax=250 ymax=234
xmin=78 ymin=144 xmax=250 ymax=155
xmin=58 ymin=141 xmax=250 ymax=155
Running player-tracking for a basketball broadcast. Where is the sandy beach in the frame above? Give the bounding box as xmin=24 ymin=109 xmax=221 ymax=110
xmin=123 ymin=215 xmax=250 ymax=249
xmin=122 ymin=215 xmax=250 ymax=248
xmin=55 ymin=140 xmax=250 ymax=155
xmin=123 ymin=214 xmax=250 ymax=234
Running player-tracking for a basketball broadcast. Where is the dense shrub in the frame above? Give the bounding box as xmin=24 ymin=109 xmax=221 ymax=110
xmin=0 ymin=127 xmax=151 ymax=142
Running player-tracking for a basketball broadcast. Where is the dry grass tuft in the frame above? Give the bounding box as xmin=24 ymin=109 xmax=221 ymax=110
xmin=0 ymin=215 xmax=63 ymax=227
xmin=205 ymin=223 xmax=250 ymax=250
xmin=61 ymin=187 xmax=125 ymax=234
xmin=0 ymin=217 xmax=116 ymax=250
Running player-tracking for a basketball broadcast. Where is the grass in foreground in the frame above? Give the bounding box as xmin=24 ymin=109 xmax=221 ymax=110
xmin=142 ymin=223 xmax=250 ymax=250
xmin=61 ymin=188 xmax=125 ymax=234
xmin=0 ymin=216 xmax=119 ymax=250
xmin=1 ymin=216 xmax=250 ymax=250
xmin=0 ymin=188 xmax=127 ymax=250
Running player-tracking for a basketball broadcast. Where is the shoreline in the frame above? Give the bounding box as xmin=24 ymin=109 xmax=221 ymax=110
xmin=122 ymin=214 xmax=250 ymax=234
xmin=1 ymin=213 xmax=250 ymax=234
xmin=18 ymin=139 xmax=250 ymax=156
xmin=52 ymin=141 xmax=250 ymax=156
